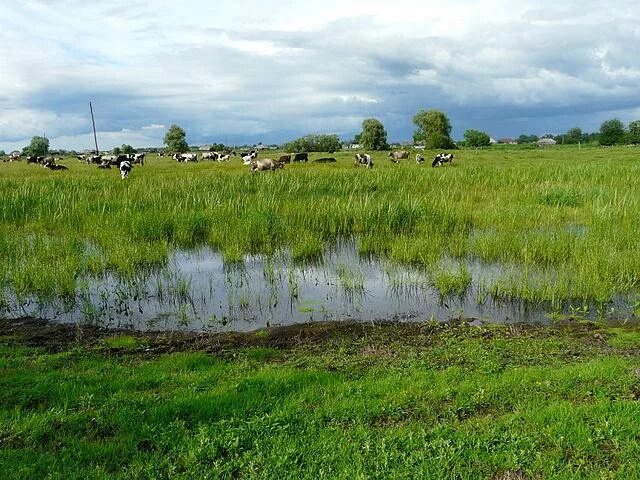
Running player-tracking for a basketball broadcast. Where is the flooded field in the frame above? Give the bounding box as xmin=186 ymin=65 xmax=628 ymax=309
xmin=2 ymin=240 xmax=637 ymax=331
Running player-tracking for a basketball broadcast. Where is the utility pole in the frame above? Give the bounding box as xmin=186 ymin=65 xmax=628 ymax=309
xmin=89 ymin=101 xmax=99 ymax=154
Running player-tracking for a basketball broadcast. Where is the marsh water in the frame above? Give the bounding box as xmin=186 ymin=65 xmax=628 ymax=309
xmin=2 ymin=239 xmax=637 ymax=331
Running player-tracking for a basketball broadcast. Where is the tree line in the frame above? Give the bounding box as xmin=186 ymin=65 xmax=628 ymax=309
xmin=14 ymin=114 xmax=640 ymax=158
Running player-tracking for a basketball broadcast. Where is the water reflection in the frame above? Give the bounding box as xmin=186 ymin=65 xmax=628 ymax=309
xmin=1 ymin=239 xmax=637 ymax=331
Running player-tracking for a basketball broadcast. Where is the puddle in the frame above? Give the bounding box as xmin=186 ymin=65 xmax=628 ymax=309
xmin=1 ymin=239 xmax=637 ymax=331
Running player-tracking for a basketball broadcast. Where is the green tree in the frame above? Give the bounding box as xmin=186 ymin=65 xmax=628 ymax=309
xmin=413 ymin=109 xmax=455 ymax=149
xmin=113 ymin=146 xmax=121 ymax=155
xmin=628 ymin=120 xmax=640 ymax=144
xmin=599 ymin=118 xmax=625 ymax=146
xmin=121 ymin=144 xmax=136 ymax=154
xmin=0 ymin=150 xmax=5 ymax=157
xmin=284 ymin=134 xmax=341 ymax=153
xmin=164 ymin=124 xmax=189 ymax=153
xmin=564 ymin=127 xmax=582 ymax=144
xmin=517 ymin=134 xmax=539 ymax=144
xmin=358 ymin=118 xmax=389 ymax=150
xmin=463 ymin=129 xmax=491 ymax=147
xmin=26 ymin=136 xmax=49 ymax=156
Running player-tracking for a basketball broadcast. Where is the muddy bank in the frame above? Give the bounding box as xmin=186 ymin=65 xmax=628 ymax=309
xmin=0 ymin=315 xmax=614 ymax=355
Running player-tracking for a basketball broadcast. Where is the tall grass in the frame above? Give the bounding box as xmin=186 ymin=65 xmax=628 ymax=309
xmin=1 ymin=146 xmax=639 ymax=305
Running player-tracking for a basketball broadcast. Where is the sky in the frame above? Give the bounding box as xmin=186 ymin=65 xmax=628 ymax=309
xmin=1 ymin=0 xmax=640 ymax=151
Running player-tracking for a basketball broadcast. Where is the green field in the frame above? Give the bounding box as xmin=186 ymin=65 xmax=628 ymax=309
xmin=1 ymin=146 xmax=639 ymax=308
xmin=2 ymin=319 xmax=640 ymax=479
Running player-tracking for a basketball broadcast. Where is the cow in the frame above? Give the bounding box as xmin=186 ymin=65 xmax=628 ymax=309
xmin=278 ymin=154 xmax=291 ymax=164
xmin=388 ymin=150 xmax=409 ymax=163
xmin=202 ymin=152 xmax=218 ymax=161
xmin=242 ymin=150 xmax=257 ymax=165
xmin=102 ymin=155 xmax=117 ymax=163
xmin=314 ymin=157 xmax=337 ymax=163
xmin=97 ymin=161 xmax=111 ymax=169
xmin=119 ymin=159 xmax=132 ymax=179
xmin=42 ymin=159 xmax=67 ymax=171
xmin=292 ymin=152 xmax=308 ymax=162
xmin=416 ymin=154 xmax=425 ymax=164
xmin=87 ymin=155 xmax=102 ymax=164
xmin=26 ymin=155 xmax=39 ymax=164
xmin=432 ymin=153 xmax=454 ymax=167
xmin=355 ymin=153 xmax=373 ymax=169
xmin=217 ymin=154 xmax=231 ymax=162
xmin=132 ymin=153 xmax=145 ymax=165
xmin=174 ymin=153 xmax=198 ymax=162
xmin=250 ymin=158 xmax=284 ymax=172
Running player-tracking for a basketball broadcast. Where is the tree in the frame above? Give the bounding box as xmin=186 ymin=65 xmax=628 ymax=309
xmin=26 ymin=136 xmax=49 ymax=156
xmin=284 ymin=134 xmax=341 ymax=153
xmin=113 ymin=146 xmax=121 ymax=155
xmin=564 ymin=127 xmax=582 ymax=144
xmin=517 ymin=134 xmax=539 ymax=144
xmin=358 ymin=118 xmax=389 ymax=150
xmin=164 ymin=124 xmax=189 ymax=153
xmin=463 ymin=129 xmax=491 ymax=148
xmin=121 ymin=144 xmax=136 ymax=154
xmin=599 ymin=118 xmax=625 ymax=146
xmin=628 ymin=120 xmax=640 ymax=144
xmin=413 ymin=109 xmax=455 ymax=149
xmin=0 ymin=150 xmax=5 ymax=157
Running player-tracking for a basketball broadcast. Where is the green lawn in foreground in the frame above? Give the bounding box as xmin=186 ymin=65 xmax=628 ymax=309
xmin=1 ymin=321 xmax=640 ymax=479
xmin=1 ymin=146 xmax=639 ymax=305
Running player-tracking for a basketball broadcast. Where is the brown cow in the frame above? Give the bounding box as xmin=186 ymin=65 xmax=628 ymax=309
xmin=388 ymin=150 xmax=409 ymax=163
xmin=250 ymin=158 xmax=284 ymax=172
xmin=278 ymin=154 xmax=291 ymax=164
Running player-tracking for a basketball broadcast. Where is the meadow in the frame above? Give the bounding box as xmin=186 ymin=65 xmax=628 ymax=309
xmin=1 ymin=145 xmax=639 ymax=314
xmin=2 ymin=319 xmax=640 ymax=479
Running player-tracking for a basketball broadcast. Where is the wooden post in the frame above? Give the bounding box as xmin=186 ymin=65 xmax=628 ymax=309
xmin=89 ymin=102 xmax=99 ymax=154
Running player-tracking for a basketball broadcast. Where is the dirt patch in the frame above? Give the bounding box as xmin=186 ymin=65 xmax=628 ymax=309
xmin=0 ymin=316 xmax=630 ymax=356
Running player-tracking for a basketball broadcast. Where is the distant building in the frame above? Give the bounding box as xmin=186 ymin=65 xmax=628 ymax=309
xmin=489 ymin=138 xmax=498 ymax=145
xmin=536 ymin=138 xmax=557 ymax=147
xmin=498 ymin=138 xmax=517 ymax=145
xmin=349 ymin=143 xmax=362 ymax=150
xmin=198 ymin=145 xmax=213 ymax=151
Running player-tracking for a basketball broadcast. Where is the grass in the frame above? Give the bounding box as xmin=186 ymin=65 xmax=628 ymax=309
xmin=1 ymin=145 xmax=640 ymax=307
xmin=2 ymin=319 xmax=640 ymax=478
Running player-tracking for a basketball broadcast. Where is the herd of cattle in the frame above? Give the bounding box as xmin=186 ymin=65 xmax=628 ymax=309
xmin=3 ymin=149 xmax=455 ymax=178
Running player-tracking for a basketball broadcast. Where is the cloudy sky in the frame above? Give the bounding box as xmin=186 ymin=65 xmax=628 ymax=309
xmin=1 ymin=0 xmax=639 ymax=151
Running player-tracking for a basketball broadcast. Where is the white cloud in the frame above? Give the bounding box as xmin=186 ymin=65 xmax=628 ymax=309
xmin=1 ymin=0 xmax=640 ymax=145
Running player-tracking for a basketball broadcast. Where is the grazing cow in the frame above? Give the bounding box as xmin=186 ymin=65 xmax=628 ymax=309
xmin=26 ymin=155 xmax=39 ymax=164
xmin=97 ymin=161 xmax=111 ymax=169
xmin=388 ymin=150 xmax=409 ymax=163
xmin=201 ymin=152 xmax=218 ymax=161
xmin=355 ymin=153 xmax=373 ymax=169
xmin=278 ymin=154 xmax=291 ymax=164
xmin=42 ymin=160 xmax=68 ymax=171
xmin=416 ymin=154 xmax=425 ymax=164
xmin=87 ymin=155 xmax=102 ymax=164
xmin=314 ymin=157 xmax=336 ymax=163
xmin=119 ymin=160 xmax=132 ymax=179
xmin=250 ymin=158 xmax=284 ymax=172
xmin=174 ymin=153 xmax=198 ymax=162
xmin=242 ymin=150 xmax=257 ymax=165
xmin=217 ymin=154 xmax=231 ymax=162
xmin=9 ymin=152 xmax=21 ymax=161
xmin=102 ymin=155 xmax=117 ymax=163
xmin=132 ymin=153 xmax=145 ymax=165
xmin=292 ymin=152 xmax=308 ymax=162
xmin=432 ymin=153 xmax=454 ymax=167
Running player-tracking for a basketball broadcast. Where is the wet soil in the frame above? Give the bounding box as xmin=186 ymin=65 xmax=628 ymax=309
xmin=0 ymin=315 xmax=612 ymax=356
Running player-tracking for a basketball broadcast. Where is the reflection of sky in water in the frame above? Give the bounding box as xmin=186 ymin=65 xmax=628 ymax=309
xmin=2 ymin=239 xmax=637 ymax=332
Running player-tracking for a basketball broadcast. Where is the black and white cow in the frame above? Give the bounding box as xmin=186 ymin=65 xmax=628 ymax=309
xmin=354 ymin=153 xmax=373 ymax=169
xmin=242 ymin=150 xmax=257 ymax=165
xmin=416 ymin=154 xmax=425 ymax=164
xmin=119 ymin=159 xmax=132 ymax=179
xmin=432 ymin=153 xmax=454 ymax=167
